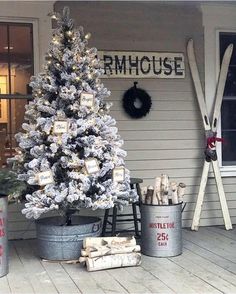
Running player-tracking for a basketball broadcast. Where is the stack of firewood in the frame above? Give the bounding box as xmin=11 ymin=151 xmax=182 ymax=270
xmin=141 ymin=174 xmax=186 ymax=205
xmin=79 ymin=236 xmax=141 ymax=271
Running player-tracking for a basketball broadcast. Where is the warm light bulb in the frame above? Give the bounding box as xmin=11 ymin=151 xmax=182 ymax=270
xmin=75 ymin=76 xmax=80 ymax=81
xmin=52 ymin=37 xmax=59 ymax=45
xmin=85 ymin=33 xmax=91 ymax=40
xmin=66 ymin=31 xmax=73 ymax=37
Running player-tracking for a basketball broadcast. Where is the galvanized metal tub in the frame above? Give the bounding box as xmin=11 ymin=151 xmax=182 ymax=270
xmin=141 ymin=202 xmax=182 ymax=257
xmin=36 ymin=215 xmax=102 ymax=260
xmin=0 ymin=195 xmax=8 ymax=277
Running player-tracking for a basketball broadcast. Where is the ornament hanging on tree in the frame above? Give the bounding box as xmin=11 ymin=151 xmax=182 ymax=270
xmin=113 ymin=167 xmax=125 ymax=183
xmin=80 ymin=92 xmax=94 ymax=108
xmin=53 ymin=121 xmax=68 ymax=134
xmin=9 ymin=7 xmax=137 ymax=220
xmin=84 ymin=158 xmax=100 ymax=175
xmin=37 ymin=170 xmax=54 ymax=186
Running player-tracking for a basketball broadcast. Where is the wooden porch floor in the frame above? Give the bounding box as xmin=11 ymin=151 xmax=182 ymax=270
xmin=1 ymin=226 xmax=236 ymax=294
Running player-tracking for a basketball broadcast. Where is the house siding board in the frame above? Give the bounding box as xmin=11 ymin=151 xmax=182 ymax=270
xmin=6 ymin=1 xmax=235 ymax=239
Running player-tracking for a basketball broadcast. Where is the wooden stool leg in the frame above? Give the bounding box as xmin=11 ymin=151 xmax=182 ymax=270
xmin=102 ymin=209 xmax=109 ymax=236
xmin=111 ymin=206 xmax=117 ymax=236
xmin=136 ymin=183 xmax=142 ymax=205
xmin=132 ymin=203 xmax=140 ymax=237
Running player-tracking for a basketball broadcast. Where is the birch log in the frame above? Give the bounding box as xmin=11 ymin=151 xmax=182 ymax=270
xmin=161 ymin=174 xmax=169 ymax=193
xmin=141 ymin=186 xmax=147 ymax=203
xmin=160 ymin=174 xmax=169 ymax=205
xmin=170 ymin=181 xmax=178 ymax=204
xmin=86 ymin=253 xmax=142 ymax=272
xmin=153 ymin=177 xmax=161 ymax=205
xmin=145 ymin=186 xmax=154 ymax=204
xmin=177 ymin=182 xmax=186 ymax=203
xmin=81 ymin=245 xmax=141 ymax=258
xmin=83 ymin=236 xmax=136 ymax=248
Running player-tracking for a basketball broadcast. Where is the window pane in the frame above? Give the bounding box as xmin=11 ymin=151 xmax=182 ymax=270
xmin=9 ymin=98 xmax=28 ymax=152
xmin=0 ymin=23 xmax=33 ymax=168
xmin=9 ymin=25 xmax=33 ymax=95
xmin=222 ymin=130 xmax=236 ymax=165
xmin=0 ymin=24 xmax=9 ymax=94
xmin=220 ymin=32 xmax=236 ymax=166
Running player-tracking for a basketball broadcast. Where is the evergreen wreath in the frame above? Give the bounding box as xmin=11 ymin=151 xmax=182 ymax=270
xmin=122 ymin=82 xmax=152 ymax=119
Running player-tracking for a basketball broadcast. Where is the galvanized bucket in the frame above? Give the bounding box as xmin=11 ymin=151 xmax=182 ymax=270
xmin=0 ymin=196 xmax=8 ymax=277
xmin=36 ymin=215 xmax=101 ymax=260
xmin=141 ymin=202 xmax=183 ymax=257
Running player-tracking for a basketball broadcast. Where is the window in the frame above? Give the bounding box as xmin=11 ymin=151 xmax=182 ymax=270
xmin=0 ymin=23 xmax=33 ymax=167
xmin=220 ymin=32 xmax=236 ymax=166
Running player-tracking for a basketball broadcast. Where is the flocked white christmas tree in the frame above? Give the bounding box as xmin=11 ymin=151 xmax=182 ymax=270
xmin=11 ymin=7 xmax=137 ymax=222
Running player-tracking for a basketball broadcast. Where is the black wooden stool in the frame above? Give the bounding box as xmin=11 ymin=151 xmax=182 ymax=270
xmin=101 ymin=178 xmax=143 ymax=237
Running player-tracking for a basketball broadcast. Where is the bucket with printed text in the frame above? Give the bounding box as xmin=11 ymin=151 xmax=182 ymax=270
xmin=141 ymin=202 xmax=184 ymax=257
xmin=0 ymin=195 xmax=8 ymax=277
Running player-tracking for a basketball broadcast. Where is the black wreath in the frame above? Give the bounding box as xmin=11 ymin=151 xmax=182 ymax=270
xmin=122 ymin=82 xmax=152 ymax=119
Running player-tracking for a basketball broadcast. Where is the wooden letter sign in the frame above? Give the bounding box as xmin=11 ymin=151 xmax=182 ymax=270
xmin=38 ymin=170 xmax=54 ymax=186
xmin=113 ymin=167 xmax=125 ymax=183
xmin=53 ymin=121 xmax=68 ymax=134
xmin=80 ymin=92 xmax=94 ymax=107
xmin=98 ymin=51 xmax=185 ymax=79
xmin=85 ymin=158 xmax=100 ymax=174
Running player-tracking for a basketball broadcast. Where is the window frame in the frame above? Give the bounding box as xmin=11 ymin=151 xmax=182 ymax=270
xmin=0 ymin=17 xmax=39 ymax=100
xmin=216 ymin=29 xmax=236 ymax=176
xmin=201 ymin=3 xmax=236 ymax=177
xmin=0 ymin=18 xmax=37 ymax=162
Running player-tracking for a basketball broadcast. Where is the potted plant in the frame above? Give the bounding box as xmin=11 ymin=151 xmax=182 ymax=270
xmin=0 ymin=169 xmax=26 ymax=201
xmin=10 ymin=7 xmax=137 ymax=261
xmin=0 ymin=168 xmax=26 ymax=277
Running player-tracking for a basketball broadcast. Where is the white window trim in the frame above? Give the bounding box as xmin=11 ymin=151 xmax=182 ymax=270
xmin=0 ymin=17 xmax=39 ymax=75
xmin=202 ymin=3 xmax=236 ymax=177
xmin=216 ymin=29 xmax=236 ymax=177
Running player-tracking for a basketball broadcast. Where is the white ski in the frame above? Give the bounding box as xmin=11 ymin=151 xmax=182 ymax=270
xmin=187 ymin=39 xmax=211 ymax=132
xmin=187 ymin=39 xmax=233 ymax=231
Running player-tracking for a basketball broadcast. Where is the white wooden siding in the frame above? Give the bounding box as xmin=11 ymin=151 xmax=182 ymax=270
xmin=6 ymin=2 xmax=236 ymax=240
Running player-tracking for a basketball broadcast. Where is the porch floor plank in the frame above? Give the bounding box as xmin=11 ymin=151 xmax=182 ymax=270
xmin=7 ymin=242 xmax=35 ymax=294
xmin=183 ymin=239 xmax=236 ymax=274
xmin=13 ymin=239 xmax=58 ymax=294
xmin=179 ymin=248 xmax=236 ymax=290
xmin=142 ymin=255 xmax=214 ymax=294
xmin=62 ymin=262 xmax=109 ymax=294
xmin=86 ymin=269 xmax=129 ymax=294
xmin=183 ymin=228 xmax=236 ymax=263
xmin=206 ymin=226 xmax=236 ymax=241
xmin=125 ymin=265 xmax=176 ymax=294
xmin=0 ymin=275 xmax=11 ymax=294
xmin=2 ymin=227 xmax=236 ymax=294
